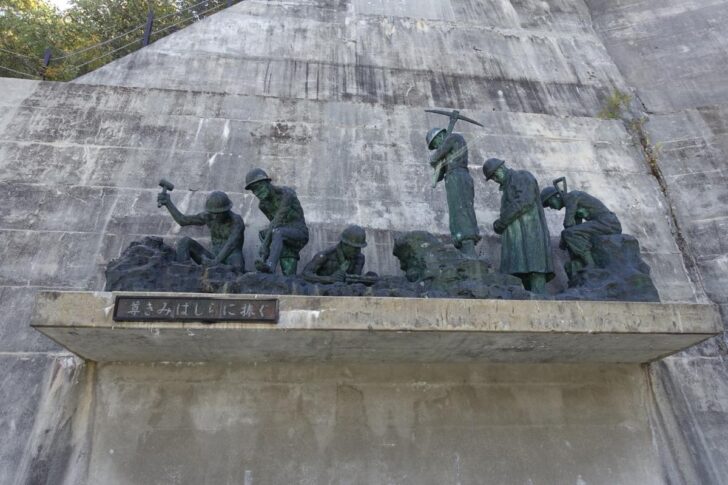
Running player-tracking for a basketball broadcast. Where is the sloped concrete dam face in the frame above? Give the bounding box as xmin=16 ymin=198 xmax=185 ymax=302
xmin=2 ymin=0 xmax=728 ymax=483
xmin=87 ymin=362 xmax=661 ymax=484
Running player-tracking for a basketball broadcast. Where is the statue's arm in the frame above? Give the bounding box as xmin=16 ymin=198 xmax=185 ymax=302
xmin=165 ymin=200 xmax=206 ymax=226
xmin=212 ymin=215 xmax=245 ymax=264
xmin=302 ymin=252 xmax=333 ymax=284
xmin=428 ymin=135 xmax=457 ymax=166
xmin=564 ymin=196 xmax=578 ymax=228
xmin=351 ymin=254 xmax=365 ymax=275
xmin=499 ymin=177 xmax=535 ymax=226
xmin=270 ymin=190 xmax=293 ymax=228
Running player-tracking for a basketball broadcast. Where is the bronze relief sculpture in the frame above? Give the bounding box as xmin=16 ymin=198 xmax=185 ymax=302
xmin=245 ymin=168 xmax=309 ymax=276
xmin=482 ymin=158 xmax=554 ymax=294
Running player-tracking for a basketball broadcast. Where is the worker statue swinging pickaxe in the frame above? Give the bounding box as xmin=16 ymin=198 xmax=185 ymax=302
xmin=425 ymin=109 xmax=485 ymax=258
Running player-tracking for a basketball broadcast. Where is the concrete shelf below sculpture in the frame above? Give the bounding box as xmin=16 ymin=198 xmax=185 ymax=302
xmin=31 ymin=291 xmax=720 ymax=365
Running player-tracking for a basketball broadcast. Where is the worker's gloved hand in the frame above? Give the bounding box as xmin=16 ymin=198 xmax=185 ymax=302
xmin=493 ymin=219 xmax=506 ymax=235
xmin=331 ymin=270 xmax=347 ymax=283
xmin=157 ymin=192 xmax=171 ymax=207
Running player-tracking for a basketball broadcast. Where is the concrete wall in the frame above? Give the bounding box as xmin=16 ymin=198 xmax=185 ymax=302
xmin=0 ymin=0 xmax=726 ymax=482
xmin=587 ymin=1 xmax=728 ymax=482
xmin=87 ymin=362 xmax=661 ymax=485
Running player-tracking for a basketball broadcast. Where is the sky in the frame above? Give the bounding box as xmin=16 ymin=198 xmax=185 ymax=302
xmin=48 ymin=0 xmax=72 ymax=11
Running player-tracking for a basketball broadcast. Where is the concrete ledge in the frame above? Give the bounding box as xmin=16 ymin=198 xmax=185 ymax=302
xmin=31 ymin=291 xmax=721 ymax=363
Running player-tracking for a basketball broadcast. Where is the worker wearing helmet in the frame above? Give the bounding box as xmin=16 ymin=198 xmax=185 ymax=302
xmin=482 ymin=158 xmax=553 ymax=294
xmin=426 ymin=126 xmax=481 ymax=258
xmin=541 ymin=183 xmax=622 ymax=277
xmin=157 ymin=189 xmax=245 ymax=271
xmin=245 ymin=168 xmax=309 ymax=275
xmin=302 ymin=225 xmax=376 ymax=284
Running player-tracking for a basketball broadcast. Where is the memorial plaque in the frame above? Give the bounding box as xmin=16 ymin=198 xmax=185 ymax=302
xmin=113 ymin=296 xmax=278 ymax=323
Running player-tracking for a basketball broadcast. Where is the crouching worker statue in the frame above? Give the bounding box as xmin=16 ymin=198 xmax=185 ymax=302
xmin=541 ymin=178 xmax=622 ymax=278
xmin=302 ymin=225 xmax=378 ymax=285
xmin=245 ymin=168 xmax=309 ymax=275
xmin=157 ymin=184 xmax=245 ymax=271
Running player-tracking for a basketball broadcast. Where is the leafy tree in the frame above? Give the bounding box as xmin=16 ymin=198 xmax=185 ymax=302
xmin=0 ymin=0 xmax=67 ymax=78
xmin=1 ymin=0 xmax=231 ymax=81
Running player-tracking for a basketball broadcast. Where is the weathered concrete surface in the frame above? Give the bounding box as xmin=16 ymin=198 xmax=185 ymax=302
xmin=84 ymin=361 xmax=663 ymax=484
xmin=0 ymin=80 xmax=696 ymax=300
xmin=586 ymin=0 xmax=728 ymax=114
xmin=2 ymin=0 xmax=727 ymax=482
xmin=587 ymin=1 xmax=728 ymax=482
xmin=77 ymin=0 xmax=628 ymax=117
xmin=0 ymin=354 xmax=92 ymax=485
xmin=31 ymin=291 xmax=720 ymax=364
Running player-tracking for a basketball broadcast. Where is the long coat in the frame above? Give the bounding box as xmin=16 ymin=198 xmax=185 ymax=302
xmin=499 ymin=169 xmax=554 ymax=279
xmin=429 ymin=133 xmax=480 ymax=245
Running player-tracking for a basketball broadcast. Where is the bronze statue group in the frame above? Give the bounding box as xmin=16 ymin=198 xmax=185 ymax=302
xmin=157 ymin=110 xmax=623 ymax=295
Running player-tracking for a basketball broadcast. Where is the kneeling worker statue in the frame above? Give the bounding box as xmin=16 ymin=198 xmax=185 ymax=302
xmin=245 ymin=168 xmax=309 ymax=275
xmin=302 ymin=225 xmax=377 ymax=285
xmin=483 ymin=158 xmax=554 ymax=294
xmin=157 ymin=183 xmax=245 ymax=271
xmin=541 ymin=177 xmax=622 ymax=278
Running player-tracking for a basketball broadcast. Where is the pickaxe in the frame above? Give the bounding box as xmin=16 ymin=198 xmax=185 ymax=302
xmin=425 ymin=109 xmax=484 ymax=187
xmin=552 ymin=176 xmax=568 ymax=199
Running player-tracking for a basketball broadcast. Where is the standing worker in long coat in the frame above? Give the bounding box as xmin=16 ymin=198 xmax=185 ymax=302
xmin=482 ymin=158 xmax=554 ymax=293
xmin=426 ymin=127 xmax=481 ymax=257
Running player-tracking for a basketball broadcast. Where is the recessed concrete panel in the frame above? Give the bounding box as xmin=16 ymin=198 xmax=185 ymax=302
xmin=85 ymin=361 xmax=664 ymax=485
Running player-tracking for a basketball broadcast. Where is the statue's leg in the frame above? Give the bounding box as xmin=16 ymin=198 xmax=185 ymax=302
xmin=265 ymin=226 xmax=307 ymax=274
xmin=225 ymin=251 xmax=245 ymax=272
xmin=528 ymin=273 xmax=547 ymax=294
xmin=176 ymin=237 xmax=212 ymax=264
xmin=279 ymin=258 xmax=298 ymax=276
xmin=517 ymin=274 xmax=530 ymax=291
xmin=262 ymin=228 xmax=286 ymax=272
xmin=563 ymin=225 xmax=599 ymax=268
xmin=459 ymin=239 xmax=477 ymax=258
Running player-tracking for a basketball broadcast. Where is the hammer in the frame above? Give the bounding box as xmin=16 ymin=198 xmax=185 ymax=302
xmin=157 ymin=178 xmax=174 ymax=208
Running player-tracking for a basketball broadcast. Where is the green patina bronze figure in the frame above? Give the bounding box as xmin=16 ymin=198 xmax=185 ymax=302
xmin=245 ymin=168 xmax=309 ymax=276
xmin=426 ymin=109 xmax=483 ymax=258
xmin=157 ymin=180 xmax=245 ymax=271
xmin=483 ymin=158 xmax=554 ymax=294
xmin=302 ymin=225 xmax=378 ymax=285
xmin=541 ymin=177 xmax=622 ymax=278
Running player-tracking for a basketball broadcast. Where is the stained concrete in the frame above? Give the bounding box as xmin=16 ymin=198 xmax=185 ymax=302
xmin=586 ymin=2 xmax=728 ymax=482
xmin=2 ymin=0 xmax=728 ymax=482
xmin=85 ymin=362 xmax=663 ymax=485
xmin=31 ymin=291 xmax=720 ymax=363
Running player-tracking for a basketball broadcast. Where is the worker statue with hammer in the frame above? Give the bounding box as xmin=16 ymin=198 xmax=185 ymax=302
xmin=156 ymin=179 xmax=245 ymax=271
xmin=425 ymin=109 xmax=482 ymax=258
xmin=245 ymin=168 xmax=309 ymax=276
xmin=541 ymin=177 xmax=622 ymax=279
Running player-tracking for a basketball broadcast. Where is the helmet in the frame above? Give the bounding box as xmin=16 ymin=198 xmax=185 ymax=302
xmin=340 ymin=224 xmax=367 ymax=248
xmin=482 ymin=158 xmax=505 ymax=180
xmin=244 ymin=168 xmax=271 ymax=190
xmin=540 ymin=186 xmax=559 ymax=206
xmin=205 ymin=191 xmax=232 ymax=213
xmin=426 ymin=127 xmax=447 ymax=150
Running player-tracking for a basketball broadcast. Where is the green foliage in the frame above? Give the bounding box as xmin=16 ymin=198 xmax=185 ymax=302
xmin=598 ymin=89 xmax=631 ymax=120
xmin=0 ymin=0 xmax=229 ymax=81
xmin=629 ymin=116 xmax=662 ymax=178
xmin=0 ymin=0 xmax=67 ymax=78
